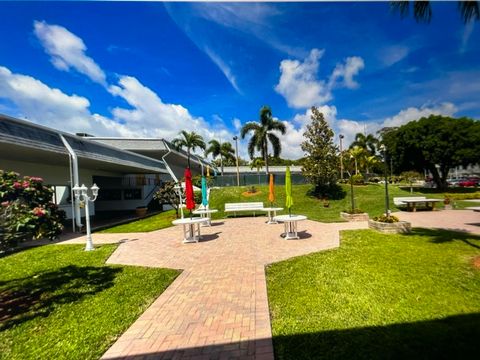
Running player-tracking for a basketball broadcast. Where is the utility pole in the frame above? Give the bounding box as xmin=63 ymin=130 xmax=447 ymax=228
xmin=339 ymin=134 xmax=344 ymax=180
xmin=233 ymin=136 xmax=240 ymax=187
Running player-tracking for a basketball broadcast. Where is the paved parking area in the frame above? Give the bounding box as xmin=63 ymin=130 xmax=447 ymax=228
xmin=62 ymin=217 xmax=367 ymax=359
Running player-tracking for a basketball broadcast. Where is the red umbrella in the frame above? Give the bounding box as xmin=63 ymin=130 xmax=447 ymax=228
xmin=184 ymin=168 xmax=195 ymax=215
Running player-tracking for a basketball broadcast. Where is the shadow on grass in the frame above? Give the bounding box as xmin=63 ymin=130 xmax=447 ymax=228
xmin=0 ymin=265 xmax=121 ymax=331
xmin=101 ymin=313 xmax=480 ymax=359
xmin=272 ymin=312 xmax=480 ymax=360
xmin=407 ymin=228 xmax=480 ymax=249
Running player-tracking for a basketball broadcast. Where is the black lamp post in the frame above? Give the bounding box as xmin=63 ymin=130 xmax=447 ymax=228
xmin=380 ymin=144 xmax=390 ymax=217
xmin=349 ymin=155 xmax=355 ymax=212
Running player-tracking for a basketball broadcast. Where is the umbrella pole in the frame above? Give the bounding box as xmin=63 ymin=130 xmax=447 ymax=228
xmin=289 ymin=208 xmax=291 ymax=217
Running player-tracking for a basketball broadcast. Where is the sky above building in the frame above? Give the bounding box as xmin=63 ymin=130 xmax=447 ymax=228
xmin=0 ymin=1 xmax=478 ymax=159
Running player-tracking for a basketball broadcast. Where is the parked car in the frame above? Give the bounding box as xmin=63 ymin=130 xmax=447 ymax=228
xmin=458 ymin=178 xmax=479 ymax=187
xmin=447 ymin=178 xmax=465 ymax=187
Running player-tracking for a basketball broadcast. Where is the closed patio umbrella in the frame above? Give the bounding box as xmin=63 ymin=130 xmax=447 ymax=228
xmin=201 ymin=176 xmax=209 ymax=208
xmin=268 ymin=173 xmax=275 ymax=206
xmin=184 ymin=168 xmax=195 ymax=218
xmin=285 ymin=166 xmax=293 ymax=216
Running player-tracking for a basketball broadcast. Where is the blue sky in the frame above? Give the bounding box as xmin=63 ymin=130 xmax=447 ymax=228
xmin=0 ymin=2 xmax=478 ymax=159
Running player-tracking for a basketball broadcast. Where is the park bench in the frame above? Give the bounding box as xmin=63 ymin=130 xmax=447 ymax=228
xmin=224 ymin=202 xmax=266 ymax=217
xmin=393 ymin=197 xmax=443 ymax=212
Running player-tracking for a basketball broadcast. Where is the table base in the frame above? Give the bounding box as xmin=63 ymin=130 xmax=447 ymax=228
xmin=282 ymin=221 xmax=299 ymax=240
xmin=182 ymin=223 xmax=202 ymax=243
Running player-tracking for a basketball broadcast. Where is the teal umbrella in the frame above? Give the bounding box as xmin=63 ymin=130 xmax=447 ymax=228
xmin=285 ymin=166 xmax=293 ymax=216
xmin=201 ymin=176 xmax=209 ymax=207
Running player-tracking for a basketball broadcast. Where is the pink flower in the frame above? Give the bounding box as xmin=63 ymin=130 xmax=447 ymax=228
xmin=22 ymin=181 xmax=30 ymax=188
xmin=30 ymin=177 xmax=44 ymax=182
xmin=1 ymin=201 xmax=9 ymax=207
xmin=13 ymin=181 xmax=22 ymax=189
xmin=32 ymin=207 xmax=46 ymax=217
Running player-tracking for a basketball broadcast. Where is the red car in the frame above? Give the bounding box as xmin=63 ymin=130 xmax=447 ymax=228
xmin=458 ymin=178 xmax=479 ymax=187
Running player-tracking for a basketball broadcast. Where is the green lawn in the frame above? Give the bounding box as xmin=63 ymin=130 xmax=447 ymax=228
xmin=0 ymin=245 xmax=179 ymax=360
xmin=266 ymin=228 xmax=480 ymax=359
xmin=98 ymin=209 xmax=176 ymax=233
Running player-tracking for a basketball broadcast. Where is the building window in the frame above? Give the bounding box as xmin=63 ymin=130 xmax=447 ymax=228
xmin=124 ymin=189 xmax=142 ymax=200
xmin=97 ymin=189 xmax=122 ymax=201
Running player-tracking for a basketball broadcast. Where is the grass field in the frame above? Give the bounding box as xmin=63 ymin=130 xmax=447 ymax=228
xmin=266 ymin=228 xmax=480 ymax=359
xmin=98 ymin=209 xmax=176 ymax=233
xmin=209 ymin=184 xmax=477 ymax=222
xmin=0 ymin=245 xmax=179 ymax=360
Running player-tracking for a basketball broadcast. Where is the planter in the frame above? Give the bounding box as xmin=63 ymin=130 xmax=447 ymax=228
xmin=340 ymin=212 xmax=369 ymax=222
xmin=135 ymin=207 xmax=148 ymax=218
xmin=368 ymin=219 xmax=411 ymax=234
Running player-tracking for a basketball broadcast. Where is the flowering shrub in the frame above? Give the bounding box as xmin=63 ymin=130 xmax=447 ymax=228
xmin=372 ymin=214 xmax=399 ymax=223
xmin=0 ymin=170 xmax=65 ymax=251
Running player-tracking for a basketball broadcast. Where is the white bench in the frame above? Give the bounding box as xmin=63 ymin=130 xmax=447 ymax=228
xmin=224 ymin=202 xmax=266 ymax=217
xmin=393 ymin=197 xmax=427 ymax=207
xmin=394 ymin=196 xmax=443 ymax=212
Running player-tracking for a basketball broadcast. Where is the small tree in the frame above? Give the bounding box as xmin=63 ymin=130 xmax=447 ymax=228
xmin=401 ymin=170 xmax=424 ymax=193
xmin=0 ymin=170 xmax=65 ymax=251
xmin=301 ymin=106 xmax=341 ymax=198
xmin=153 ymin=181 xmax=183 ymax=218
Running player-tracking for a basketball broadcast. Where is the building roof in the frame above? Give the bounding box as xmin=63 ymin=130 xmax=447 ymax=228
xmin=222 ymin=166 xmax=303 ymax=174
xmin=0 ymin=114 xmax=168 ymax=174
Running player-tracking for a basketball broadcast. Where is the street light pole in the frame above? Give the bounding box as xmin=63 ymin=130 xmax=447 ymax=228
xmin=233 ymin=136 xmax=240 ymax=187
xmin=72 ymin=183 xmax=100 ymax=251
xmin=380 ymin=145 xmax=390 ymax=217
xmin=339 ymin=134 xmax=344 ymax=180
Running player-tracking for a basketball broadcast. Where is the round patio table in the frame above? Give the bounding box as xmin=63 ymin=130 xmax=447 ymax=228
xmin=192 ymin=208 xmax=218 ymax=226
xmin=172 ymin=217 xmax=209 ymax=243
xmin=262 ymin=207 xmax=284 ymax=224
xmin=273 ymin=214 xmax=307 ymax=240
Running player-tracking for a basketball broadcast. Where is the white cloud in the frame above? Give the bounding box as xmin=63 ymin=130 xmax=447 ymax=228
xmin=382 ymin=102 xmax=457 ymax=128
xmin=0 ymin=65 xmax=132 ymax=136
xmin=460 ymin=22 xmax=475 ymax=54
xmin=204 ymin=47 xmax=241 ymax=93
xmin=275 ymin=49 xmax=332 ymax=109
xmin=275 ymin=50 xmax=364 ymax=109
xmin=329 ymin=56 xmax=365 ymax=89
xmin=379 ymin=45 xmax=410 ymax=67
xmin=33 ymin=20 xmax=107 ymax=86
xmin=232 ymin=118 xmax=242 ymax=131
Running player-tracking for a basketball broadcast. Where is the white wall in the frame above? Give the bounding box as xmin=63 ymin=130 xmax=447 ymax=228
xmin=1 ymin=159 xmax=121 ymax=218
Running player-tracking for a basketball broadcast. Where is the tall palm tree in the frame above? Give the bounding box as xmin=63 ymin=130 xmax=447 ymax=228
xmin=171 ymin=130 xmax=206 ymax=168
xmin=205 ymin=140 xmax=235 ymax=175
xmin=391 ymin=1 xmax=479 ymax=23
xmin=250 ymin=158 xmax=265 ymax=174
xmin=240 ymin=106 xmax=286 ymax=174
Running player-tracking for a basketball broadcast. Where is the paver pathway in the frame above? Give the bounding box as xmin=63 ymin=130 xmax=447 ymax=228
xmin=61 ymin=217 xmax=367 ymax=359
xmin=396 ymin=209 xmax=480 ymax=235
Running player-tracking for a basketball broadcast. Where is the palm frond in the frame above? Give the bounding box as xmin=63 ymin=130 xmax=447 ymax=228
xmin=240 ymin=122 xmax=262 ymax=138
xmin=269 ymin=120 xmax=287 ymax=135
xmin=248 ymin=136 xmax=257 ymax=160
xmin=268 ymin=133 xmax=282 ymax=158
xmin=458 ymin=1 xmax=480 ymax=23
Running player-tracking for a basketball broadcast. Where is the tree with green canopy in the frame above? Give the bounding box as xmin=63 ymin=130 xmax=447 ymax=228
xmin=205 ymin=140 xmax=235 ymax=175
xmin=381 ymin=115 xmax=480 ymax=190
xmin=171 ymin=130 xmax=206 ymax=168
xmin=301 ymin=106 xmax=342 ymax=198
xmin=240 ymin=106 xmax=286 ymax=174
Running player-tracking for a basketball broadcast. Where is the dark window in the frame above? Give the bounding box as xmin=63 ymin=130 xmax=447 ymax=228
xmin=124 ymin=189 xmax=142 ymax=200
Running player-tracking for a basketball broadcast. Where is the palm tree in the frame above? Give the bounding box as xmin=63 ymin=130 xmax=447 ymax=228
xmin=349 ymin=146 xmax=365 ymax=175
xmin=250 ymin=158 xmax=265 ymax=174
xmin=391 ymin=1 xmax=479 ymax=23
xmin=171 ymin=130 xmax=206 ymax=168
xmin=205 ymin=140 xmax=235 ymax=175
xmin=240 ymin=106 xmax=286 ymax=174
xmin=351 ymin=133 xmax=379 ymax=156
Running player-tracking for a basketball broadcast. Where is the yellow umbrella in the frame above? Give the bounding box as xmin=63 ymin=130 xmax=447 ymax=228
xmin=268 ymin=173 xmax=275 ymax=205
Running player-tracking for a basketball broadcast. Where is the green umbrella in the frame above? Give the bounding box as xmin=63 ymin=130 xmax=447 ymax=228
xmin=285 ymin=166 xmax=293 ymax=216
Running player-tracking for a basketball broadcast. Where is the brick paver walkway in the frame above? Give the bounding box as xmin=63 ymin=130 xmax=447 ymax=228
xmin=396 ymin=209 xmax=480 ymax=235
xmin=63 ymin=217 xmax=367 ymax=359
